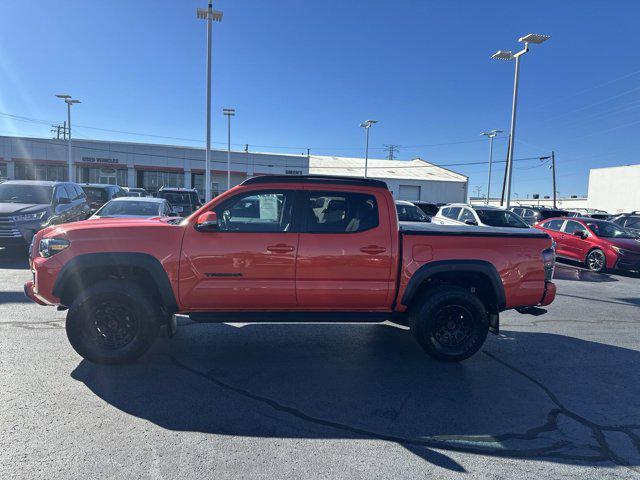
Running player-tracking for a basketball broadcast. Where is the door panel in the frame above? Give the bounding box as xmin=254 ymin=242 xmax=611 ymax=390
xmin=562 ymin=220 xmax=590 ymax=260
xmin=296 ymin=190 xmax=393 ymax=309
xmin=179 ymin=190 xmax=298 ymax=310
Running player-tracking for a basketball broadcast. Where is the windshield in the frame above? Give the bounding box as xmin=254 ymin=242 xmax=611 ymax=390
xmin=586 ymin=220 xmax=637 ymax=239
xmin=83 ymin=187 xmax=107 ymax=204
xmin=95 ymin=200 xmax=162 ymax=217
xmin=476 ymin=209 xmax=529 ymax=228
xmin=0 ymin=184 xmax=53 ymax=204
xmin=396 ymin=203 xmax=429 ymax=222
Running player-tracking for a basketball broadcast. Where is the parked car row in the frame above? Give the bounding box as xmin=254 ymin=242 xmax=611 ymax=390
xmin=0 ymin=180 xmax=189 ymax=248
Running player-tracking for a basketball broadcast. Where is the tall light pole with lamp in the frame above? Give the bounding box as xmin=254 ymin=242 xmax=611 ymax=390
xmin=480 ymin=129 xmax=503 ymax=204
xmin=223 ymin=108 xmax=235 ymax=191
xmin=196 ymin=2 xmax=223 ymax=202
xmin=55 ymin=94 xmax=80 ymax=182
xmin=359 ymin=119 xmax=378 ymax=178
xmin=492 ymin=33 xmax=550 ymax=208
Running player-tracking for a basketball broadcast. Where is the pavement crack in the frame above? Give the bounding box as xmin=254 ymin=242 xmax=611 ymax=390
xmin=168 ymin=354 xmax=633 ymax=464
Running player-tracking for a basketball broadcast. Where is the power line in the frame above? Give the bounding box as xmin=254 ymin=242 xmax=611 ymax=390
xmin=0 ymin=134 xmax=545 ymax=171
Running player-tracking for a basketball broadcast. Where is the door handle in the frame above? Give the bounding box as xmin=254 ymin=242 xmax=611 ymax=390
xmin=266 ymin=244 xmax=295 ymax=253
xmin=360 ymin=245 xmax=387 ymax=255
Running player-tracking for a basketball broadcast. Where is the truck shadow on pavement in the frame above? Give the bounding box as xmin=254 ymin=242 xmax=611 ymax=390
xmin=71 ymin=323 xmax=640 ymax=472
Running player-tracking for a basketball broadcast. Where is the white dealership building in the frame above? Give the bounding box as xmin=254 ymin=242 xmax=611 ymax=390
xmin=0 ymin=135 xmax=467 ymax=202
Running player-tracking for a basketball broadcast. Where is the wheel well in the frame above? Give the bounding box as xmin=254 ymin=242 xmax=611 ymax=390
xmin=59 ymin=265 xmax=166 ymax=313
xmin=409 ymin=271 xmax=500 ymax=314
xmin=584 ymin=246 xmax=604 ymax=262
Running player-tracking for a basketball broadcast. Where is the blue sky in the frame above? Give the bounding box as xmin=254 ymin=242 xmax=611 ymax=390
xmin=1 ymin=0 xmax=639 ymax=198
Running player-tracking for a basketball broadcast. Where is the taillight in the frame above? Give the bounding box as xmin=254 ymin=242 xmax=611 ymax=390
xmin=542 ymin=246 xmax=555 ymax=281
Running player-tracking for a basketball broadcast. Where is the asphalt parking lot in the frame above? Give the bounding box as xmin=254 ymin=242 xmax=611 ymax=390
xmin=1 ymin=250 xmax=639 ymax=479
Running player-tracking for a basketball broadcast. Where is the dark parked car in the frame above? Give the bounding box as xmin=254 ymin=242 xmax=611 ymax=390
xmin=411 ymin=201 xmax=440 ymax=217
xmin=0 ymin=180 xmax=90 ymax=247
xmin=395 ymin=200 xmax=430 ymax=222
xmin=81 ymin=184 xmax=128 ymax=213
xmin=609 ymin=212 xmax=640 ymax=237
xmin=156 ymin=187 xmax=201 ymax=216
xmin=509 ymin=206 xmax=570 ymax=226
xmin=565 ymin=208 xmax=611 ymax=220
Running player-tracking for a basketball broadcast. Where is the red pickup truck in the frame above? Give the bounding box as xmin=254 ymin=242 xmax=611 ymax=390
xmin=24 ymin=175 xmax=556 ymax=364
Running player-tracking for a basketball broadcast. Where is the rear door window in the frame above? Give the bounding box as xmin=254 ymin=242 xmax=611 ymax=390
xmin=304 ymin=191 xmax=378 ymax=233
xmin=458 ymin=208 xmax=475 ymax=223
xmin=563 ymin=220 xmax=587 ymax=235
xmin=512 ymin=208 xmax=523 ymax=216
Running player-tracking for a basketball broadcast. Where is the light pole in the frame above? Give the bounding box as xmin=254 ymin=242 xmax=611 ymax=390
xmin=359 ymin=120 xmax=378 ymax=178
xmin=55 ymin=94 xmax=80 ymax=182
xmin=480 ymin=129 xmax=503 ymax=204
xmin=223 ymin=108 xmax=235 ymax=190
xmin=196 ymin=1 xmax=223 ymax=202
xmin=540 ymin=151 xmax=557 ymax=208
xmin=492 ymin=33 xmax=550 ymax=208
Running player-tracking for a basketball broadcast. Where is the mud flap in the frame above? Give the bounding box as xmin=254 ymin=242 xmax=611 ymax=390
xmin=489 ymin=313 xmax=499 ymax=335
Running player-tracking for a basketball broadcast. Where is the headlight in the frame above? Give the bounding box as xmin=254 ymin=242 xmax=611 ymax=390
xmin=610 ymin=245 xmax=632 ymax=255
xmin=39 ymin=238 xmax=70 ymax=258
xmin=11 ymin=211 xmax=47 ymax=222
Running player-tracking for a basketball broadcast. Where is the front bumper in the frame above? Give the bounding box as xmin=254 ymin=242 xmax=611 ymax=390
xmin=24 ymin=279 xmax=49 ymax=306
xmin=614 ymin=256 xmax=640 ymax=272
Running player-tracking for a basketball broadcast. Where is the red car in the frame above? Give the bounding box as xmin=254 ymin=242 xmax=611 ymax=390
xmin=535 ymin=217 xmax=640 ymax=273
xmin=25 ymin=175 xmax=556 ymax=365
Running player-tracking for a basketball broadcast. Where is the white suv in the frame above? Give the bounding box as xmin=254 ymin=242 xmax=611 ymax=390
xmin=433 ymin=204 xmax=530 ymax=229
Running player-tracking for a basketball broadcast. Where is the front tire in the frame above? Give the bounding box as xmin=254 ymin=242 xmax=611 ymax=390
xmin=585 ymin=248 xmax=606 ymax=273
xmin=411 ymin=286 xmax=489 ymax=362
xmin=65 ymin=280 xmax=160 ymax=365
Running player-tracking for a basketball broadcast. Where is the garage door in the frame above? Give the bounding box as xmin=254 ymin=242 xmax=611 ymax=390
xmin=399 ymin=185 xmax=421 ymax=201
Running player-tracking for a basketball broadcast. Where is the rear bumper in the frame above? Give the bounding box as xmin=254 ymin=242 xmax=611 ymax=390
xmin=540 ymin=281 xmax=556 ymax=306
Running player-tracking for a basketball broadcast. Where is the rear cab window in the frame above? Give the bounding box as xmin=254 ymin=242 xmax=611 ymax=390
xmin=304 ymin=191 xmax=378 ymax=233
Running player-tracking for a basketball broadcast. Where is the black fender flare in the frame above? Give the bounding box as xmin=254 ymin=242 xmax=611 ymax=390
xmin=401 ymin=259 xmax=506 ymax=311
xmin=52 ymin=252 xmax=178 ymax=311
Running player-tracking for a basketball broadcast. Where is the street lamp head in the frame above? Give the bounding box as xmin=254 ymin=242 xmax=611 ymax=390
xmin=55 ymin=94 xmax=71 ymax=99
xmin=360 ymin=120 xmax=378 ymax=128
xmin=491 ymin=50 xmax=514 ymax=60
xmin=67 ymin=99 xmax=81 ymax=104
xmin=196 ymin=7 xmax=223 ymax=21
xmin=223 ymin=108 xmax=236 ymax=116
xmin=518 ymin=33 xmax=550 ymax=45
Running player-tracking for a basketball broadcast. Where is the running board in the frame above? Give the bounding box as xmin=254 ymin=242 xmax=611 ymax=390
xmin=188 ymin=311 xmax=393 ymax=323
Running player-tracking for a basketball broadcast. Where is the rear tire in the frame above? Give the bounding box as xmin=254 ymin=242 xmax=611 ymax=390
xmin=411 ymin=286 xmax=489 ymax=362
xmin=65 ymin=280 xmax=160 ymax=365
xmin=585 ymin=248 xmax=606 ymax=273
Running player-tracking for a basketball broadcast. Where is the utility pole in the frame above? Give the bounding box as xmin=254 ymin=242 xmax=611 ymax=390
xmin=55 ymin=95 xmax=80 ymax=182
xmin=540 ymin=151 xmax=557 ymax=208
xmin=383 ymin=144 xmax=400 ymax=160
xmin=474 ymin=185 xmax=482 ymax=198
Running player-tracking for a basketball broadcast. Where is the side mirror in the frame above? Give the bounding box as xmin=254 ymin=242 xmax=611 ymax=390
xmin=464 ymin=219 xmax=477 ymax=226
xmin=573 ymin=230 xmax=587 ymax=239
xmin=195 ymin=211 xmax=218 ymax=231
xmin=57 ymin=197 xmax=70 ymax=205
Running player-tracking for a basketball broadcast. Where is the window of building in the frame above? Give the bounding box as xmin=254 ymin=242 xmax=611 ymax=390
xmin=79 ymin=167 xmax=126 ymax=186
xmin=15 ymin=163 xmax=67 ymax=181
xmin=0 ymin=164 xmax=6 ymax=180
xmin=191 ymin=173 xmax=219 ymax=201
xmin=305 ymin=191 xmax=378 ymax=233
xmin=138 ymin=171 xmax=184 ymax=196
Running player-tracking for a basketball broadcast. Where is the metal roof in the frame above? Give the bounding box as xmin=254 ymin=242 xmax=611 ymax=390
xmin=309 ymin=156 xmax=467 ymax=183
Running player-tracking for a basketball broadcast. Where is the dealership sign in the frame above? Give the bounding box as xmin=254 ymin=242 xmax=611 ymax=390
xmin=82 ymin=156 xmax=119 ymax=164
